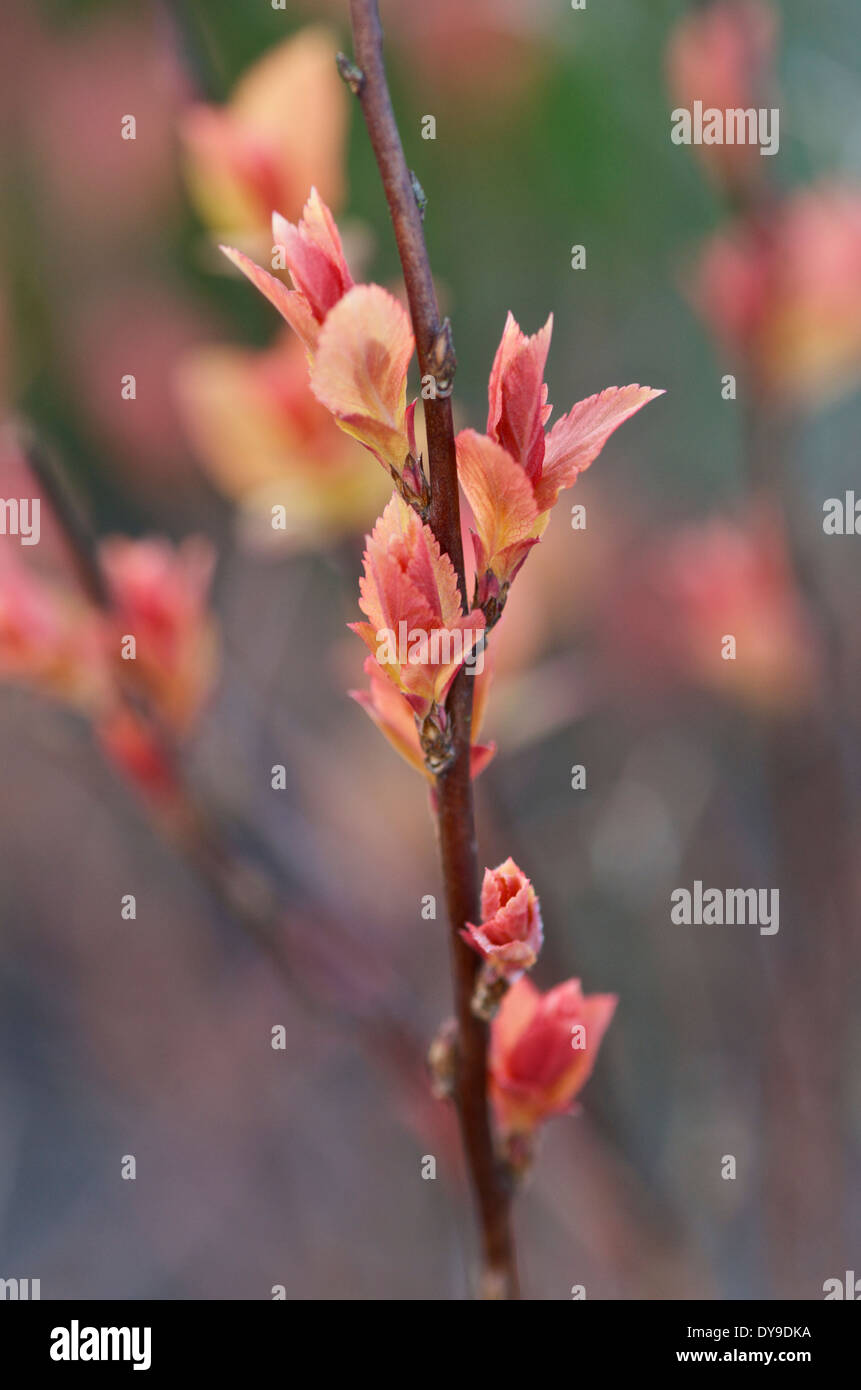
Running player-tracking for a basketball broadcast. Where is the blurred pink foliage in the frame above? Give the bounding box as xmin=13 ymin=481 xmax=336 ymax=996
xmin=601 ymin=508 xmax=820 ymax=712
xmin=0 ymin=460 xmax=219 ymax=802
xmin=182 ymin=27 xmax=348 ymax=245
xmin=666 ymin=0 xmax=778 ymax=193
xmin=100 ymin=536 xmax=219 ymax=736
xmin=176 ymin=331 xmax=390 ymax=549
xmin=691 ymin=184 xmax=861 ymax=405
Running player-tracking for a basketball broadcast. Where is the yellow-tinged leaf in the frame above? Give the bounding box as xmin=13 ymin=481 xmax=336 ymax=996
xmin=310 ymin=285 xmax=415 ymax=473
xmin=456 ymin=429 xmax=540 ymax=562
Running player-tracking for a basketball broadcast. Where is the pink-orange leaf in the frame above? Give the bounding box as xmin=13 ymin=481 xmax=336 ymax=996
xmin=310 ymin=285 xmax=416 ymax=477
xmin=487 ymin=311 xmax=553 ymax=480
xmin=219 ymin=243 xmax=319 ymax=352
xmin=349 ymin=495 xmax=484 ymax=712
xmin=536 ymin=384 xmax=664 ymax=511
xmin=220 ymin=187 xmax=352 ymax=356
xmin=271 ymin=186 xmax=353 ymax=322
xmin=456 ymin=428 xmax=539 ymax=573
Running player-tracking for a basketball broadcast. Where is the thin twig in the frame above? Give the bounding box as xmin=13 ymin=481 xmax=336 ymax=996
xmin=344 ymin=0 xmax=518 ymax=1298
xmin=22 ymin=430 xmax=110 ymax=607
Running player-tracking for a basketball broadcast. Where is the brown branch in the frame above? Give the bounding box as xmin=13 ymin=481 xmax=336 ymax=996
xmin=344 ymin=0 xmax=519 ymax=1298
xmin=21 ymin=429 xmax=110 ymax=607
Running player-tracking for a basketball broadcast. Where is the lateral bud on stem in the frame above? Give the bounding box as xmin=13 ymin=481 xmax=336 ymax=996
xmin=410 ymin=170 xmax=428 ymax=222
xmin=418 ymin=702 xmax=455 ymax=776
xmin=471 ymin=965 xmax=511 ymax=1021
xmin=427 ymin=317 xmax=457 ymax=398
xmin=427 ymin=1017 xmax=459 ymax=1100
xmin=335 ymin=52 xmax=365 ymax=95
xmin=498 ymin=1130 xmax=536 ymax=1187
xmin=391 ymin=453 xmax=431 ymax=520
xmin=474 ymin=572 xmax=510 ymax=632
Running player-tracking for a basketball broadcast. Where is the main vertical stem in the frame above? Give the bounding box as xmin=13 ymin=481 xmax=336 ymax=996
xmin=347 ymin=0 xmax=518 ymax=1297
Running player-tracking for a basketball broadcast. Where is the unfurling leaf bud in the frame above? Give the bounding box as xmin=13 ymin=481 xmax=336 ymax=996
xmin=489 ymin=978 xmax=617 ymax=1145
xmin=461 ymin=858 xmax=543 ymax=1018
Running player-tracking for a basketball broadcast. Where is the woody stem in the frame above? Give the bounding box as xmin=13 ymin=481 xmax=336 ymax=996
xmin=345 ymin=0 xmax=519 ymax=1298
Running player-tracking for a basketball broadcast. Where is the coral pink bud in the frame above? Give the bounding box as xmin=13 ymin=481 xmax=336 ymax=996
xmin=457 ymin=311 xmax=662 ymax=624
xmin=271 ymin=188 xmax=353 ymax=325
xmin=489 ymin=977 xmax=617 ymax=1139
xmin=349 ymin=495 xmax=485 ymax=722
xmin=221 ymin=187 xmax=353 ymax=356
xmin=487 ymin=311 xmax=553 ymax=480
xmin=462 ymin=857 xmax=543 ymax=978
xmin=221 ymin=195 xmax=423 ymax=501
